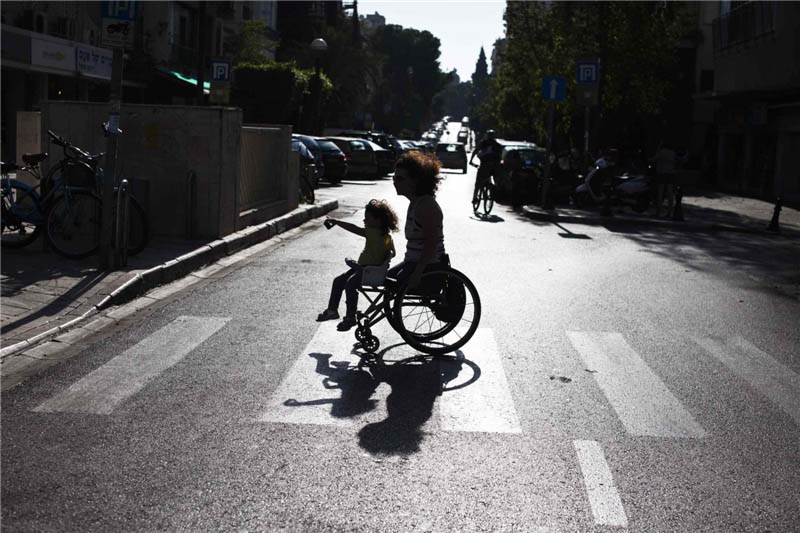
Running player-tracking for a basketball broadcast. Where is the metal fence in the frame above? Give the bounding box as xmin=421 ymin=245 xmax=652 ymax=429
xmin=712 ymin=1 xmax=775 ymax=54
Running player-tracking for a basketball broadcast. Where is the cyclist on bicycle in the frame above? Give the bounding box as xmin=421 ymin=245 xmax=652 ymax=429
xmin=469 ymin=129 xmax=502 ymax=203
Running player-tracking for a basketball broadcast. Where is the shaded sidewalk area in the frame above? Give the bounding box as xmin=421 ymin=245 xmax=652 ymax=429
xmin=1 ymin=201 xmax=338 ymax=359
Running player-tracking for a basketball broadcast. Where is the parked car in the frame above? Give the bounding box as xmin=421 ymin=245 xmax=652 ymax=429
xmin=494 ymin=143 xmax=547 ymax=205
xmin=364 ymin=139 xmax=395 ymax=176
xmin=325 ymin=137 xmax=378 ymax=178
xmin=292 ymin=134 xmax=325 ymax=182
xmin=435 ymin=142 xmax=468 ymax=173
xmin=314 ymin=137 xmax=347 ymax=184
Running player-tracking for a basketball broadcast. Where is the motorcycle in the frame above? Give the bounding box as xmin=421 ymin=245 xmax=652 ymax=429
xmin=573 ymin=154 xmax=654 ymax=213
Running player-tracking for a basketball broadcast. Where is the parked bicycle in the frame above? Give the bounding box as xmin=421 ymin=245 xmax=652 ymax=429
xmin=1 ymin=128 xmax=148 ymax=259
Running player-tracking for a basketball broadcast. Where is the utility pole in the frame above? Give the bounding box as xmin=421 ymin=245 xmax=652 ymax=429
xmin=195 ymin=2 xmax=207 ymax=105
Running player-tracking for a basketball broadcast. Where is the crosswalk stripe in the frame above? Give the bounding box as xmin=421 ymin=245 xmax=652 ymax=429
xmin=574 ymin=440 xmax=628 ymax=528
xmin=260 ymin=323 xmax=394 ymax=427
xmin=567 ymin=331 xmax=706 ymax=438
xmin=33 ymin=316 xmax=230 ymax=415
xmin=439 ymin=329 xmax=522 ymax=433
xmin=696 ymin=336 xmax=800 ymax=425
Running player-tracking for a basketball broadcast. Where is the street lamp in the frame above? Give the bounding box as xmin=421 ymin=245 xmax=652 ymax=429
xmin=309 ymin=38 xmax=328 ymax=134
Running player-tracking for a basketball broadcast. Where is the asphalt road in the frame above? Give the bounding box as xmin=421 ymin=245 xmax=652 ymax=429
xmin=2 ymin=135 xmax=799 ymax=531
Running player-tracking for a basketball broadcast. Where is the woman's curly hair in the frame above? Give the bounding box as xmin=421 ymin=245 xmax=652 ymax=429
xmin=365 ymin=199 xmax=399 ymax=234
xmin=395 ymin=151 xmax=444 ymax=196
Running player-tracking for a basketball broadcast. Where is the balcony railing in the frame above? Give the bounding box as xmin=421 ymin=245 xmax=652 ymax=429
xmin=712 ymin=1 xmax=775 ymax=54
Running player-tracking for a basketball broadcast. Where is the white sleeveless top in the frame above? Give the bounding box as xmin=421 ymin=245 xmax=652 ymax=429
xmin=404 ymin=195 xmax=445 ymax=262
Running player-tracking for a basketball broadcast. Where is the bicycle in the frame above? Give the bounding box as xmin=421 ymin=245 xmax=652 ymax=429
xmin=0 ymin=129 xmax=148 ymax=258
xmin=350 ymin=254 xmax=481 ymax=357
xmin=45 ymin=129 xmax=149 ymax=258
xmin=470 ymin=162 xmax=494 ymax=216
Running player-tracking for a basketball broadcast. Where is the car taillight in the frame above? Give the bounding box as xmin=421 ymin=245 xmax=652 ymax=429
xmin=342 ymin=154 xmax=347 ymax=162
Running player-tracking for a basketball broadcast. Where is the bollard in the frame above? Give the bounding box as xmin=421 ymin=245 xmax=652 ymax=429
xmin=186 ymin=170 xmax=197 ymax=239
xmin=115 ymin=179 xmax=130 ymax=267
xmin=767 ymin=197 xmax=782 ymax=233
xmin=672 ymin=186 xmax=684 ymax=221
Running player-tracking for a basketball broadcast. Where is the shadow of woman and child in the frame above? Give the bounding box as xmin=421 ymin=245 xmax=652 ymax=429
xmin=283 ymin=343 xmax=480 ymax=456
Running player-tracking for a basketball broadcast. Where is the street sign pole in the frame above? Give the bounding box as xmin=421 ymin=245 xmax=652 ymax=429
xmin=100 ymin=47 xmax=123 ymax=269
xmin=584 ymin=105 xmax=590 ymax=171
xmin=541 ymin=101 xmax=555 ymax=210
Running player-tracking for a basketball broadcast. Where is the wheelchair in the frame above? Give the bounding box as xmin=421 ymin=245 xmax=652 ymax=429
xmin=352 ymin=253 xmax=481 ymax=357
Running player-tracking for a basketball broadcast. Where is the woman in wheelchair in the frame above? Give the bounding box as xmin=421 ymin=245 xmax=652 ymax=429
xmin=345 ymin=151 xmax=482 ymax=356
xmin=318 ymin=199 xmax=399 ymax=331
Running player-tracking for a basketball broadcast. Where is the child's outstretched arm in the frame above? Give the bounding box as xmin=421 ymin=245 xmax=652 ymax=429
xmin=324 ymin=218 xmax=366 ymax=237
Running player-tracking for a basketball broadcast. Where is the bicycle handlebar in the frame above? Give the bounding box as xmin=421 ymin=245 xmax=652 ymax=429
xmin=47 ymin=129 xmax=92 ymax=160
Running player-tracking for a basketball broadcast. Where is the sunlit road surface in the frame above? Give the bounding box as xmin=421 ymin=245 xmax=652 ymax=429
xmin=2 ymin=123 xmax=798 ymax=531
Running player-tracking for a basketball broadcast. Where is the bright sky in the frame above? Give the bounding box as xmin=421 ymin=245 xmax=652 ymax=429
xmin=357 ymin=1 xmax=507 ymax=81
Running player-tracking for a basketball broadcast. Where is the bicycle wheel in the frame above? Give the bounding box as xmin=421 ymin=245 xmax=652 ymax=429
xmin=111 ymin=195 xmax=149 ymax=256
xmin=1 ymin=181 xmax=43 ymax=248
xmin=482 ymin=185 xmax=494 ymax=215
xmin=392 ymin=267 xmax=481 ymax=356
xmin=472 ymin=187 xmax=482 ymax=213
xmin=46 ymin=189 xmax=101 ymax=259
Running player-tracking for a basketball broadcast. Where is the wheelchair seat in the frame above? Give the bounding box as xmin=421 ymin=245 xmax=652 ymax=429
xmin=361 ymin=259 xmax=392 ymax=287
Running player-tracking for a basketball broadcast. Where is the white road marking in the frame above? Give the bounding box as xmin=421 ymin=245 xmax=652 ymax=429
xmin=696 ymin=335 xmax=800 ymax=425
xmin=574 ymin=440 xmax=628 ymax=528
xmin=34 ymin=316 xmax=230 ymax=415
xmin=439 ymin=329 xmax=522 ymax=433
xmin=567 ymin=331 xmax=706 ymax=438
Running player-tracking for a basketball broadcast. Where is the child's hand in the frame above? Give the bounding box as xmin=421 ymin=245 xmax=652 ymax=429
xmin=324 ymin=219 xmax=336 ymax=229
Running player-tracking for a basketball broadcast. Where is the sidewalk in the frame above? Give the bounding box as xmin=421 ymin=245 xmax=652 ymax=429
xmin=522 ymin=189 xmax=800 ymax=236
xmin=1 ymin=200 xmax=338 ymax=360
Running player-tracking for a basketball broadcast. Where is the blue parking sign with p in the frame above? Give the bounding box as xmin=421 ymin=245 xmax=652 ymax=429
xmin=103 ymin=0 xmax=138 ymax=20
xmin=211 ymin=61 xmax=232 ymax=83
xmin=577 ymin=62 xmax=599 ymax=84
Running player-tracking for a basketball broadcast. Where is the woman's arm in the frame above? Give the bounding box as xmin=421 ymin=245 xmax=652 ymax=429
xmin=325 ymin=218 xmax=366 ymax=238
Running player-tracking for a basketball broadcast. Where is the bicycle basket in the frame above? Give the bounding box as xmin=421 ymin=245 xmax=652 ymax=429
xmin=62 ymin=160 xmax=96 ymax=189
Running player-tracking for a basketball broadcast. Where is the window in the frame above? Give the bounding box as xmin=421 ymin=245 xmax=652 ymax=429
xmin=351 ymin=141 xmax=366 ymax=151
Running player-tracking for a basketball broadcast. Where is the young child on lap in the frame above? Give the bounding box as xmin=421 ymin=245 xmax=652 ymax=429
xmin=318 ymin=199 xmax=398 ymax=331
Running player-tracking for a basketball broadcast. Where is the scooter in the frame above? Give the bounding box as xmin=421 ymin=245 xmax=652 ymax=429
xmin=573 ymin=156 xmax=654 ymax=213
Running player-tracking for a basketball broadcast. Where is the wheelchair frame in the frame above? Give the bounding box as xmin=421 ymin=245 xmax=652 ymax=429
xmin=352 ymin=257 xmax=481 ymax=357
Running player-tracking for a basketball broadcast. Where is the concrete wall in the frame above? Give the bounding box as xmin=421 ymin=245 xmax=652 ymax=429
xmin=41 ymin=102 xmax=295 ymax=238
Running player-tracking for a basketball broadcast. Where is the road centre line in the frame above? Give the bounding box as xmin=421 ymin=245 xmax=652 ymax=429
xmin=439 ymin=328 xmax=522 ymax=433
xmin=567 ymin=331 xmax=706 ymax=438
xmin=696 ymin=335 xmax=800 ymax=425
xmin=34 ymin=316 xmax=230 ymax=415
xmin=574 ymin=440 xmax=628 ymax=528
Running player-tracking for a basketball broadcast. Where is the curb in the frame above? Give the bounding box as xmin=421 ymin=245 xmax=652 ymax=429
xmin=0 ymin=200 xmax=338 ymax=360
xmin=520 ymin=206 xmax=791 ymax=235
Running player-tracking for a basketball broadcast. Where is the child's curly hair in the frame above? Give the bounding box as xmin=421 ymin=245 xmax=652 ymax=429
xmin=365 ymin=199 xmax=399 ymax=234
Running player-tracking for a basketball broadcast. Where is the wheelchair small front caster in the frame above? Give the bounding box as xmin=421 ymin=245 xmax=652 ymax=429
xmin=362 ymin=335 xmax=380 ymax=354
xmin=355 ymin=326 xmax=371 ymax=342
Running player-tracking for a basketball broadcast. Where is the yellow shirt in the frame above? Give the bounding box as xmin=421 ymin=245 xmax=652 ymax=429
xmin=358 ymin=228 xmax=395 ymax=266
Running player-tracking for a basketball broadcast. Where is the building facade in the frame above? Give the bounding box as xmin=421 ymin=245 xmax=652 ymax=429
xmin=1 ymin=1 xmax=278 ymax=160
xmin=692 ymin=0 xmax=800 ymax=202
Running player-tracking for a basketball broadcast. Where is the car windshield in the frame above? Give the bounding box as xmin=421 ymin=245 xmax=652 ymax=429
xmin=511 ymin=149 xmax=545 ymax=163
xmin=317 ymin=140 xmax=341 ymax=152
xmin=437 ymin=144 xmax=463 ymax=153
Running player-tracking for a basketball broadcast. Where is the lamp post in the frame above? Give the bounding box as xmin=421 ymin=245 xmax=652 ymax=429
xmin=309 ymin=38 xmax=328 ymax=134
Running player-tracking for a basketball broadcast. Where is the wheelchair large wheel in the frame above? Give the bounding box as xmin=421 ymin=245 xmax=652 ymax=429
xmin=392 ymin=267 xmax=481 ymax=356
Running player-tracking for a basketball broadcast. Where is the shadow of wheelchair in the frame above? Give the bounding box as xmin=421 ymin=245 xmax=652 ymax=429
xmin=284 ymin=342 xmax=482 ymax=456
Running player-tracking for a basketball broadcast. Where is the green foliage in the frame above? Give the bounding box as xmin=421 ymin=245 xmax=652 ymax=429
xmin=487 ymin=1 xmax=694 ymax=146
xmin=231 ymin=62 xmax=332 ymax=124
xmin=235 ymin=20 xmax=277 ymax=66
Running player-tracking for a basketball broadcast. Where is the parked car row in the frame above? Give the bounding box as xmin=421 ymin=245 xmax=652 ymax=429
xmin=292 ymin=132 xmax=400 ymax=185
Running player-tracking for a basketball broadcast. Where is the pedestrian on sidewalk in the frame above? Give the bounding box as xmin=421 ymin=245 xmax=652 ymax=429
xmin=318 ymin=199 xmax=398 ymax=331
xmin=650 ymin=140 xmax=687 ymax=218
